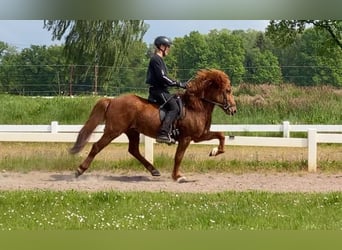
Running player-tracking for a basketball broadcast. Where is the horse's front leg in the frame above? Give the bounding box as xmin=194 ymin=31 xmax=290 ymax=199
xmin=194 ymin=131 xmax=226 ymax=157
xmin=172 ymin=137 xmax=191 ymax=182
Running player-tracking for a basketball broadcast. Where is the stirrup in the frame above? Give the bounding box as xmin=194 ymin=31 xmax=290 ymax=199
xmin=156 ymin=135 xmax=175 ymax=145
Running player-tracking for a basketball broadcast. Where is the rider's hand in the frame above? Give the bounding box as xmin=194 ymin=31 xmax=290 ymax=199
xmin=177 ymin=82 xmax=187 ymax=89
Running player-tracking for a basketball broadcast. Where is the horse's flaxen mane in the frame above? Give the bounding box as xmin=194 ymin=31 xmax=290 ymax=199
xmin=183 ymin=69 xmax=230 ymax=111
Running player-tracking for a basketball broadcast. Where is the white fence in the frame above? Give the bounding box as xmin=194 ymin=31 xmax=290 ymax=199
xmin=0 ymin=121 xmax=341 ymax=172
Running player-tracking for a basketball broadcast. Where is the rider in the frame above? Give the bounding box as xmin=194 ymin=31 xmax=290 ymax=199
xmin=146 ymin=36 xmax=187 ymax=144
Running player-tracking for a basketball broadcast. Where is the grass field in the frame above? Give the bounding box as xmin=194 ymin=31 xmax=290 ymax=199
xmin=0 ymin=84 xmax=341 ymax=125
xmin=0 ymin=142 xmax=341 ymax=173
xmin=0 ymin=142 xmax=341 ymax=231
xmin=0 ymin=190 xmax=341 ymax=230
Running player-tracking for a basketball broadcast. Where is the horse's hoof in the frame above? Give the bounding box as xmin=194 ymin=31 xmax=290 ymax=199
xmin=176 ymin=176 xmax=187 ymax=183
xmin=69 ymin=146 xmax=80 ymax=155
xmin=75 ymin=169 xmax=83 ymax=178
xmin=151 ymin=169 xmax=161 ymax=176
xmin=209 ymin=147 xmax=218 ymax=156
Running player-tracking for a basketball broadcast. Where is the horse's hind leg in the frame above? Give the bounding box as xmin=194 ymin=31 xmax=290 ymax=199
xmin=126 ymin=129 xmax=160 ymax=176
xmin=75 ymin=132 xmax=116 ymax=177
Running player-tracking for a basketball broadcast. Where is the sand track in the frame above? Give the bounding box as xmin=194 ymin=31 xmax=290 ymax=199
xmin=1 ymin=170 xmax=341 ymax=193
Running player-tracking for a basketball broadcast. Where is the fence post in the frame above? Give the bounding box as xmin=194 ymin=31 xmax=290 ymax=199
xmin=144 ymin=135 xmax=154 ymax=164
xmin=51 ymin=121 xmax=59 ymax=134
xmin=283 ymin=121 xmax=290 ymax=138
xmin=307 ymin=129 xmax=317 ymax=172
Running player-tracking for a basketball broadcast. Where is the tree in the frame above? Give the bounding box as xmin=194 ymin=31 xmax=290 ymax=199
xmin=43 ymin=20 xmax=148 ymax=88
xmin=0 ymin=42 xmax=19 ymax=92
xmin=266 ymin=20 xmax=342 ymax=50
xmin=166 ymin=30 xmax=246 ymax=84
xmin=206 ymin=29 xmax=246 ymax=84
xmin=115 ymin=40 xmax=149 ymax=94
xmin=244 ymin=48 xmax=282 ymax=84
xmin=0 ymin=44 xmax=69 ymax=95
xmin=169 ymin=32 xmax=212 ymax=81
xmin=232 ymin=30 xmax=282 ymax=84
xmin=270 ymin=28 xmax=342 ymax=86
xmin=0 ymin=41 xmax=18 ymax=62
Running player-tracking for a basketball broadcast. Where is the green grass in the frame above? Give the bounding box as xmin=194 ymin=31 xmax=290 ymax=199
xmin=0 ymin=146 xmax=341 ymax=173
xmin=0 ymin=142 xmax=341 ymax=173
xmin=0 ymin=190 xmax=340 ymax=230
xmin=0 ymin=84 xmax=341 ymax=125
xmin=216 ymin=84 xmax=342 ymax=125
xmin=0 ymin=95 xmax=100 ymax=124
xmin=0 ymin=156 xmax=317 ymax=173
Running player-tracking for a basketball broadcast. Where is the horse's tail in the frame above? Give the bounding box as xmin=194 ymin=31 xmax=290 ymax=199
xmin=69 ymin=98 xmax=111 ymax=154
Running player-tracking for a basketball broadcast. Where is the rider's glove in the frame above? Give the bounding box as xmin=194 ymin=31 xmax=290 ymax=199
xmin=177 ymin=81 xmax=187 ymax=89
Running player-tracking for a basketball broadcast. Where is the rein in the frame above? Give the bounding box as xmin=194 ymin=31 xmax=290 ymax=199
xmin=201 ymin=94 xmax=232 ymax=111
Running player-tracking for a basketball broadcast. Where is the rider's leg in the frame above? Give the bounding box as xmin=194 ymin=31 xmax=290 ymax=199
xmin=157 ymin=96 xmax=179 ymax=144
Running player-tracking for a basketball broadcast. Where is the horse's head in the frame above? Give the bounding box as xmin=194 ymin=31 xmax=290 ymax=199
xmin=186 ymin=69 xmax=237 ymax=115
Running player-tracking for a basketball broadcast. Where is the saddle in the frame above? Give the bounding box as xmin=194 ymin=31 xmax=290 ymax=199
xmin=147 ymin=94 xmax=185 ymax=141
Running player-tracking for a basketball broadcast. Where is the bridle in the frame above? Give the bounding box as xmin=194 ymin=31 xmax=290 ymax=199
xmin=201 ymin=92 xmax=234 ymax=112
xmin=186 ymin=75 xmax=235 ymax=113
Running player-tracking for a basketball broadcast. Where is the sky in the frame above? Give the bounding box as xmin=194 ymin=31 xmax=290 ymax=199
xmin=0 ymin=20 xmax=269 ymax=50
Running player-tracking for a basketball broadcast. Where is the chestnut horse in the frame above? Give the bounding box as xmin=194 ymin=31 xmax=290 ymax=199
xmin=70 ymin=69 xmax=237 ymax=182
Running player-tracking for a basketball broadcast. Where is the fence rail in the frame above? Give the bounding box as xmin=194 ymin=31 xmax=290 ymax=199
xmin=0 ymin=121 xmax=341 ymax=172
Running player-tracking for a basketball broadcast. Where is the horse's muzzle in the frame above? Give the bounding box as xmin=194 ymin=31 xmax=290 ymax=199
xmin=226 ymin=105 xmax=237 ymax=115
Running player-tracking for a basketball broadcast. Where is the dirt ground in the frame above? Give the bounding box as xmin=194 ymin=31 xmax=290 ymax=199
xmin=0 ymin=143 xmax=341 ymax=193
xmin=0 ymin=170 xmax=341 ymax=193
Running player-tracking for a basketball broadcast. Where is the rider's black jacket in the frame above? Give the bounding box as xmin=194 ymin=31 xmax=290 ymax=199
xmin=146 ymin=54 xmax=177 ymax=92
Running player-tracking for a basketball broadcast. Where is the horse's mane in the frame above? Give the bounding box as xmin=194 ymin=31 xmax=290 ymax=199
xmin=183 ymin=69 xmax=230 ymax=111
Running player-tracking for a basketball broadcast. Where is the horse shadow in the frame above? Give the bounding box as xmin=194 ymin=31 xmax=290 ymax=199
xmin=103 ymin=175 xmax=163 ymax=183
xmin=49 ymin=173 xmax=163 ymax=183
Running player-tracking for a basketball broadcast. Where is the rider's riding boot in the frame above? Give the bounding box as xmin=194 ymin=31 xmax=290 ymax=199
xmin=156 ymin=116 xmax=174 ymax=144
xmin=156 ymin=133 xmax=172 ymax=144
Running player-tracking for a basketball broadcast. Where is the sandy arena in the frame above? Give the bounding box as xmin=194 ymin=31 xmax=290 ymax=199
xmin=1 ymin=170 xmax=341 ymax=193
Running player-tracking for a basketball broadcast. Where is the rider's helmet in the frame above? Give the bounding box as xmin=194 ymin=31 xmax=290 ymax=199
xmin=154 ymin=36 xmax=173 ymax=49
